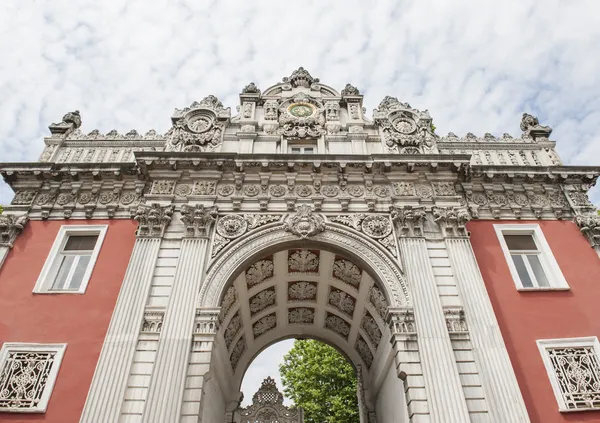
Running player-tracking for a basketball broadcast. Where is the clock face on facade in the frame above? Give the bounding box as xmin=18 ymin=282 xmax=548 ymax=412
xmin=288 ymin=103 xmax=315 ymax=118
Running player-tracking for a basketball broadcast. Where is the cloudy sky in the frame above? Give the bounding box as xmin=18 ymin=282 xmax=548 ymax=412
xmin=1 ymin=0 xmax=600 ymax=402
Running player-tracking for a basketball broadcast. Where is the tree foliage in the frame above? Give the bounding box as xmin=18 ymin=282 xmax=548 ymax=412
xmin=279 ymin=339 xmax=359 ymax=423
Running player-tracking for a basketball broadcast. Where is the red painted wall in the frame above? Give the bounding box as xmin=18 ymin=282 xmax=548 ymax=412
xmin=0 ymin=220 xmax=136 ymax=423
xmin=468 ymin=220 xmax=600 ymax=423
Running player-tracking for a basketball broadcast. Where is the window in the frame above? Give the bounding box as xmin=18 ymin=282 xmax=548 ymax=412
xmin=33 ymin=225 xmax=107 ymax=294
xmin=288 ymin=144 xmax=316 ymax=154
xmin=0 ymin=343 xmax=67 ymax=413
xmin=494 ymin=224 xmax=568 ymax=290
xmin=537 ymin=337 xmax=600 ymax=412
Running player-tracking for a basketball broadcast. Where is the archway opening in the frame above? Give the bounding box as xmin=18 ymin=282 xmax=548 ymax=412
xmin=240 ymin=338 xmax=360 ymax=423
xmin=200 ymin=244 xmax=410 ymax=423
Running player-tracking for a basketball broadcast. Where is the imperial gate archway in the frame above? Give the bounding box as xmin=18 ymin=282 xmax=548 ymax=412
xmin=196 ymin=220 xmax=414 ymax=423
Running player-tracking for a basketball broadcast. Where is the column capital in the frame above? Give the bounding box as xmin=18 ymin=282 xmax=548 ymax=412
xmin=134 ymin=203 xmax=174 ymax=238
xmin=0 ymin=213 xmax=29 ymax=248
xmin=390 ymin=205 xmax=426 ymax=238
xmin=433 ymin=206 xmax=471 ymax=238
xmin=386 ymin=307 xmax=416 ymax=337
xmin=194 ymin=308 xmax=220 ymax=335
xmin=181 ymin=204 xmax=218 ymax=238
xmin=574 ymin=213 xmax=600 ymax=249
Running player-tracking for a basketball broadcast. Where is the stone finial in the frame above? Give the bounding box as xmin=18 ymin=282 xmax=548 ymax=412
xmin=574 ymin=213 xmax=600 ymax=248
xmin=282 ymin=67 xmax=318 ymax=88
xmin=520 ymin=113 xmax=552 ymax=140
xmin=0 ymin=213 xmax=28 ymax=248
xmin=241 ymin=82 xmax=261 ymax=95
xmin=49 ymin=110 xmax=82 ymax=136
xmin=341 ymin=83 xmax=360 ymax=96
xmin=283 ymin=204 xmax=325 ymax=239
xmin=390 ymin=205 xmax=426 ymax=237
xmin=180 ymin=204 xmax=218 ymax=237
xmin=134 ymin=203 xmax=174 ymax=238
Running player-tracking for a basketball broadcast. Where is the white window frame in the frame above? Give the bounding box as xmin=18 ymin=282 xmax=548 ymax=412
xmin=288 ymin=143 xmax=317 ymax=154
xmin=494 ymin=223 xmax=569 ymax=291
xmin=537 ymin=336 xmax=600 ymax=412
xmin=33 ymin=225 xmax=108 ymax=294
xmin=0 ymin=343 xmax=67 ymax=413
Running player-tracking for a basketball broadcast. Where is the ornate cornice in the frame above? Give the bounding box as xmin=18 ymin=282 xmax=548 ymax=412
xmin=181 ymin=204 xmax=218 ymax=238
xmin=0 ymin=213 xmax=28 ymax=248
xmin=134 ymin=203 xmax=174 ymax=238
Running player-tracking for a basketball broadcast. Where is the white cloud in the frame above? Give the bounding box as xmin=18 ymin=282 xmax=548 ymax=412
xmin=1 ymin=0 xmax=600 ymax=399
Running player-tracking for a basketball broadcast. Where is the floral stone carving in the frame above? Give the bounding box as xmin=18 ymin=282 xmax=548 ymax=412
xmin=288 ymin=250 xmax=319 ymax=273
xmin=180 ymin=204 xmax=217 ymax=237
xmin=283 ymin=205 xmax=325 ymax=239
xmin=249 ymin=288 xmax=276 ymax=316
xmin=246 ymin=258 xmax=274 ymax=288
xmin=288 ymin=281 xmax=317 ymax=302
xmin=0 ymin=214 xmax=28 ymax=248
xmin=252 ymin=313 xmax=277 ymax=338
xmin=288 ymin=307 xmax=315 ymax=324
xmin=325 ymin=313 xmax=350 ymax=339
xmin=134 ymin=203 xmax=174 ymax=238
xmin=332 ymin=258 xmax=362 ymax=289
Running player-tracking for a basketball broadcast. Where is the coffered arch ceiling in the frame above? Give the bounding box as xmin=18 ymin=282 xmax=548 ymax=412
xmin=216 ymin=248 xmax=393 ymax=391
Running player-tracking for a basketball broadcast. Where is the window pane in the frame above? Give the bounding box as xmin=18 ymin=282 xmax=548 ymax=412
xmin=52 ymin=255 xmax=75 ymax=290
xmin=69 ymin=255 xmax=91 ymax=290
xmin=504 ymin=234 xmax=537 ymax=251
xmin=511 ymin=254 xmax=533 ymax=287
xmin=291 ymin=147 xmax=301 ymax=153
xmin=304 ymin=147 xmax=314 ymax=154
xmin=527 ymin=255 xmax=550 ymax=287
xmin=64 ymin=235 xmax=98 ymax=251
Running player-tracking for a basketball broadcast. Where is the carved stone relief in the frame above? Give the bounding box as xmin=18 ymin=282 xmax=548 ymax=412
xmin=246 ymin=258 xmax=274 ymax=289
xmin=324 ymin=313 xmax=350 ymax=339
xmin=249 ymin=287 xmax=276 ymax=316
xmin=287 ymin=250 xmax=319 ymax=273
xmin=288 ymin=281 xmax=317 ymax=302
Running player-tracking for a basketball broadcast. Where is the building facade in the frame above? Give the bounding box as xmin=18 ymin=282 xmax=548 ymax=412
xmin=0 ymin=68 xmax=599 ymax=423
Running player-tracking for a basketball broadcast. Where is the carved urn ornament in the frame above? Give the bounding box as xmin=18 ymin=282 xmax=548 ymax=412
xmin=283 ymin=204 xmax=325 ymax=239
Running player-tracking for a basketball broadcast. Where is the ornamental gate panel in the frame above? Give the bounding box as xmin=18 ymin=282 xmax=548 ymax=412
xmin=233 ymin=377 xmax=303 ymax=423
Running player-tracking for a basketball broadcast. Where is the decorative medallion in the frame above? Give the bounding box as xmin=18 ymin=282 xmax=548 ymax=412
xmin=252 ymin=313 xmax=277 ymax=338
xmin=392 ymin=117 xmax=417 ymax=134
xmin=288 ymin=307 xmax=315 ymax=325
xmin=470 ymin=193 xmax=487 ymax=205
xmin=328 ymin=288 xmax=356 ymax=318
xmin=269 ymin=185 xmax=287 ymax=197
xmin=288 ymin=103 xmax=315 ymax=118
xmin=415 ymin=184 xmax=433 ymax=199
xmin=98 ymin=192 xmax=114 ymax=204
xmin=187 ymin=115 xmax=213 ymax=133
xmin=373 ymin=186 xmax=390 ymax=198
xmin=56 ymin=193 xmax=74 ymax=206
xmin=347 ymin=186 xmax=364 ymax=197
xmin=513 ymin=193 xmax=529 ymax=206
xmin=361 ymin=215 xmax=392 ymax=239
xmin=296 ymin=185 xmax=313 ymax=197
xmin=245 ymin=257 xmax=274 ymax=288
xmin=217 ymin=215 xmax=248 ymax=239
xmin=218 ymin=185 xmax=235 ymax=197
xmin=321 ymin=185 xmax=340 ymax=197
xmin=332 ymin=258 xmax=362 ymax=288
xmin=239 ymin=185 xmax=258 ymax=197
xmin=283 ymin=205 xmax=325 ymax=239
xmin=393 ymin=182 xmax=415 ymax=196
xmin=249 ymin=287 xmax=276 ymax=316
xmin=433 ymin=182 xmax=456 ymax=196
xmin=175 ymin=184 xmax=192 ymax=197
xmin=325 ymin=313 xmax=350 ymax=339
xmin=78 ymin=192 xmax=94 ymax=205
xmin=120 ymin=192 xmax=137 ymax=205
xmin=288 ymin=281 xmax=317 ymax=302
xmin=288 ymin=250 xmax=319 ymax=273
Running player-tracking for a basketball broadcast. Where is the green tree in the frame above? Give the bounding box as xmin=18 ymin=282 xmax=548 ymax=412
xmin=279 ymin=339 xmax=359 ymax=423
xmin=0 ymin=205 xmax=3 ymax=214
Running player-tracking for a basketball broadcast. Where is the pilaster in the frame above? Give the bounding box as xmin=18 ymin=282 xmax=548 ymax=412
xmin=0 ymin=213 xmax=28 ymax=269
xmin=438 ymin=206 xmax=530 ymax=422
xmin=143 ymin=204 xmax=217 ymax=422
xmin=80 ymin=204 xmax=173 ymax=423
xmin=392 ymin=206 xmax=471 ymax=422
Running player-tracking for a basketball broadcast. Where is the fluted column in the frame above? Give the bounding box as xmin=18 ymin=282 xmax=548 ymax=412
xmin=80 ymin=204 xmax=173 ymax=423
xmin=143 ymin=204 xmax=217 ymax=422
xmin=392 ymin=206 xmax=470 ymax=422
xmin=436 ymin=207 xmax=530 ymax=422
xmin=0 ymin=213 xmax=28 ymax=269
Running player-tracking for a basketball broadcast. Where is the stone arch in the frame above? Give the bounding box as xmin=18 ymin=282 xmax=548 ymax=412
xmin=197 ymin=223 xmax=412 ymax=423
xmin=199 ymin=223 xmax=409 ymax=309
